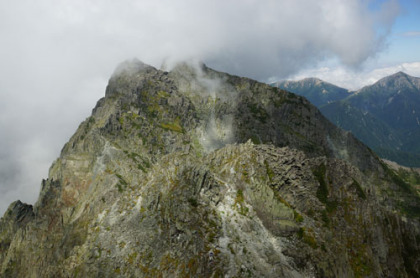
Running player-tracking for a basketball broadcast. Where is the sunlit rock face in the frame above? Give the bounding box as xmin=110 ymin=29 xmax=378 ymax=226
xmin=0 ymin=59 xmax=419 ymax=277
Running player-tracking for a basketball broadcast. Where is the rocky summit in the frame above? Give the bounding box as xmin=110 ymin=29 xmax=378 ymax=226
xmin=0 ymin=59 xmax=419 ymax=277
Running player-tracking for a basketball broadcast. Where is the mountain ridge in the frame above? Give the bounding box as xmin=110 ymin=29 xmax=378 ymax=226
xmin=273 ymin=72 xmax=420 ymax=167
xmin=322 ymin=72 xmax=420 ymax=166
xmin=1 ymin=60 xmax=419 ymax=277
xmin=273 ymin=77 xmax=352 ymax=107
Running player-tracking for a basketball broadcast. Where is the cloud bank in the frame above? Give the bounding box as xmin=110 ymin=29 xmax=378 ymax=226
xmin=0 ymin=0 xmax=400 ymax=215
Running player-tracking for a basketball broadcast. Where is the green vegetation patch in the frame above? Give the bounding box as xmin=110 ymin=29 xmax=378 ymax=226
xmin=321 ymin=209 xmax=330 ymax=226
xmin=297 ymin=227 xmax=318 ymax=249
xmin=234 ymin=189 xmax=249 ymax=216
xmin=397 ymin=167 xmax=420 ymax=189
xmin=347 ymin=239 xmax=373 ymax=278
xmin=381 ymin=162 xmax=413 ymax=193
xmin=351 ymin=178 xmax=366 ymax=200
xmin=247 ymin=102 xmax=270 ymax=123
xmin=264 ymin=160 xmax=275 ymax=182
xmin=250 ymin=135 xmax=262 ymax=144
xmin=400 ymin=203 xmax=420 ymax=219
xmin=293 ymin=210 xmax=304 ymax=223
xmin=159 ymin=118 xmax=184 ymax=133
xmin=115 ymin=173 xmax=128 ymax=192
xmin=125 ymin=151 xmax=151 ymax=173
xmin=313 ymin=163 xmax=338 ymax=213
xmin=313 ymin=163 xmax=328 ymax=203
xmin=272 ymin=189 xmax=292 ymax=208
xmin=187 ymin=197 xmax=199 ymax=207
xmin=160 ymin=122 xmax=183 ymax=133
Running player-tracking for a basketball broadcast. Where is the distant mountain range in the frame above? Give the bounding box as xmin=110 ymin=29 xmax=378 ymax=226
xmin=274 ymin=72 xmax=420 ymax=167
xmin=272 ymin=77 xmax=351 ymax=107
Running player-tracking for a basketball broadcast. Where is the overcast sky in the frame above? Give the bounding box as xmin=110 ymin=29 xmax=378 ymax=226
xmin=1 ymin=0 xmax=419 ymax=215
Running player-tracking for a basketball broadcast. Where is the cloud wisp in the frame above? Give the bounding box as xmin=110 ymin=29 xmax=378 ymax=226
xmin=0 ymin=0 xmax=401 ymax=215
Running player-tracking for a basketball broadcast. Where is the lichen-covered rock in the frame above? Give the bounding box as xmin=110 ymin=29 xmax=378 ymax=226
xmin=0 ymin=59 xmax=419 ymax=277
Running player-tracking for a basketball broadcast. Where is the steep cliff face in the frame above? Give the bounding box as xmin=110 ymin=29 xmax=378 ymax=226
xmin=0 ymin=60 xmax=419 ymax=277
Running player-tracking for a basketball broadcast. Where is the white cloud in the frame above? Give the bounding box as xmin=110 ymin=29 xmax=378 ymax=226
xmin=0 ymin=0 xmax=401 ymax=215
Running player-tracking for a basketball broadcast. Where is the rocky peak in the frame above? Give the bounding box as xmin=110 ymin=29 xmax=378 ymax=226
xmin=112 ymin=58 xmax=155 ymax=78
xmin=369 ymin=71 xmax=420 ymax=92
xmin=300 ymin=77 xmax=324 ymax=86
xmin=1 ymin=200 xmax=33 ymax=227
